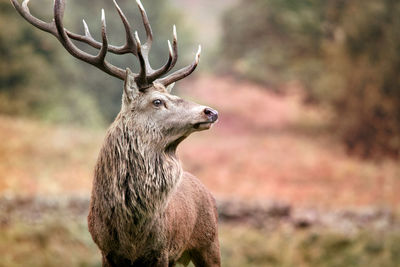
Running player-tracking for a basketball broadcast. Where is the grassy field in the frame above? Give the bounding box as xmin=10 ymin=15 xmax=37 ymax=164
xmin=220 ymin=225 xmax=400 ymax=267
xmin=1 ymin=216 xmax=400 ymax=267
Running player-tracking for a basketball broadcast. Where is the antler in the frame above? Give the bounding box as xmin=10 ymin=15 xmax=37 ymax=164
xmin=10 ymin=0 xmax=201 ymax=88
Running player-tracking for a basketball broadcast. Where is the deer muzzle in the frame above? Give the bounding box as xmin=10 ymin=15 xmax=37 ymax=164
xmin=203 ymin=108 xmax=218 ymax=122
xmin=193 ymin=107 xmax=218 ymax=130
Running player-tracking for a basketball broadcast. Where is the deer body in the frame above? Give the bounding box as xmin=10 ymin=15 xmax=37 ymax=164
xmin=89 ymin=109 xmax=220 ymax=266
xmin=11 ymin=0 xmax=221 ymax=265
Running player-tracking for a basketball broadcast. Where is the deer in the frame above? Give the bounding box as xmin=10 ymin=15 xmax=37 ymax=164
xmin=10 ymin=0 xmax=221 ymax=266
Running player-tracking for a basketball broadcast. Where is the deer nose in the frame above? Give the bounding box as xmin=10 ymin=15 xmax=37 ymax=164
xmin=204 ymin=107 xmax=218 ymax=122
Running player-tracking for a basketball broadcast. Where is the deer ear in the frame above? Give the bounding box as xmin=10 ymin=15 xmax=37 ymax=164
xmin=124 ymin=68 xmax=138 ymax=101
xmin=166 ymin=82 xmax=175 ymax=93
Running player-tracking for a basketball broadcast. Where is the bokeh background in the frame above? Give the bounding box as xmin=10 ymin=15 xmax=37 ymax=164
xmin=1 ymin=0 xmax=400 ymax=266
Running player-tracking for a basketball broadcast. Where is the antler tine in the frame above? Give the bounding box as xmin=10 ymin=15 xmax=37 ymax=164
xmin=157 ymin=45 xmax=201 ymax=86
xmin=170 ymin=25 xmax=179 ymax=71
xmin=111 ymin=0 xmax=137 ymax=54
xmin=10 ymin=0 xmax=56 ymax=34
xmin=98 ymin=9 xmax=108 ymax=62
xmin=136 ymin=0 xmax=153 ymax=48
xmin=82 ymin=20 xmax=92 ymax=38
xmin=65 ymin=20 xmax=100 ymax=51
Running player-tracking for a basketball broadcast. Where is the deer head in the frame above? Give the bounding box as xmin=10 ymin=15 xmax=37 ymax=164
xmin=11 ymin=0 xmax=218 ymax=151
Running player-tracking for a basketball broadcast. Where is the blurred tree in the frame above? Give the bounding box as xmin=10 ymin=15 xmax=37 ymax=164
xmin=1 ymin=0 xmax=194 ymax=125
xmin=220 ymin=0 xmax=324 ymax=87
xmin=0 ymin=0 xmax=105 ymax=127
xmin=220 ymin=0 xmax=400 ymax=157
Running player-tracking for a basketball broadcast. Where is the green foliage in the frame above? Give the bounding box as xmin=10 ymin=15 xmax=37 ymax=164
xmin=321 ymin=0 xmax=400 ymax=158
xmin=220 ymin=0 xmax=324 ymax=87
xmin=220 ymin=0 xmax=400 ymax=157
xmin=1 ymin=0 xmax=193 ymax=125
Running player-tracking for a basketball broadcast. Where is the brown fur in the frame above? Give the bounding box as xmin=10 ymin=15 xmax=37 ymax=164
xmin=88 ymin=73 xmax=221 ymax=266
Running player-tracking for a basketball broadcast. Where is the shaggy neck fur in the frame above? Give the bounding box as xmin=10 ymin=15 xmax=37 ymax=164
xmin=94 ymin=112 xmax=183 ymax=227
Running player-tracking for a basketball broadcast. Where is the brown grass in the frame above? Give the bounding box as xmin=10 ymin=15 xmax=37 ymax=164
xmin=0 ymin=75 xmax=399 ymax=208
xmin=0 ymin=116 xmax=102 ymax=196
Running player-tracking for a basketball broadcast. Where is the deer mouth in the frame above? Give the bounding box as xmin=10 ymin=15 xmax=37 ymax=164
xmin=193 ymin=122 xmax=213 ymax=130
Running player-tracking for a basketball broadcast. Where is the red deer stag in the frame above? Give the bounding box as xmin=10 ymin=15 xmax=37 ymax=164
xmin=10 ymin=0 xmax=221 ymax=266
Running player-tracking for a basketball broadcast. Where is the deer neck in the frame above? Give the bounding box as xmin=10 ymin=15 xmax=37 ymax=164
xmin=95 ymin=114 xmax=183 ymax=223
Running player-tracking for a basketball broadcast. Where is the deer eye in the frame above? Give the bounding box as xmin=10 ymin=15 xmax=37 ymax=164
xmin=152 ymin=99 xmax=163 ymax=107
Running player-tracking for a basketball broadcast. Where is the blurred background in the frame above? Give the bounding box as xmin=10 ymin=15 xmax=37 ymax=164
xmin=1 ymin=0 xmax=400 ymax=266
